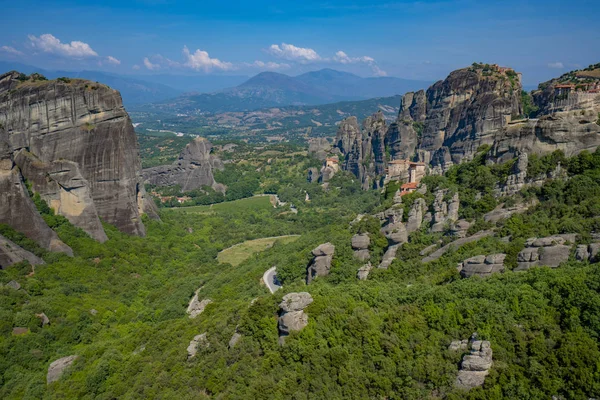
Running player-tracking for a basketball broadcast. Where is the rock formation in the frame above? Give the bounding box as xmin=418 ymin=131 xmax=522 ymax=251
xmin=406 ymin=198 xmax=427 ymax=234
xmin=186 ymin=290 xmax=212 ymax=318
xmin=498 ymin=152 xmax=528 ymax=195
xmin=0 ymin=233 xmax=45 ymax=269
xmin=575 ymin=242 xmax=600 ymax=262
xmin=430 ymin=190 xmax=459 ymax=233
xmin=455 ymin=336 xmax=493 ymax=390
xmin=143 ymin=137 xmax=224 ymax=193
xmin=328 ymin=64 xmax=600 ymax=186
xmin=187 ymin=333 xmax=209 ymax=358
xmin=0 ymin=71 xmax=156 ymax=251
xmin=516 ymin=234 xmax=576 ymax=271
xmin=228 ymin=332 xmax=242 ymax=349
xmin=306 ymin=243 xmax=335 ymax=283
xmin=47 ymin=355 xmax=78 ymax=384
xmin=458 ymin=254 xmax=505 ymax=278
xmin=351 ymin=233 xmax=370 ymax=261
xmin=307 ymin=137 xmax=332 ymax=161
xmin=278 ymin=292 xmax=313 ymax=341
xmin=357 ymin=262 xmax=373 ymax=280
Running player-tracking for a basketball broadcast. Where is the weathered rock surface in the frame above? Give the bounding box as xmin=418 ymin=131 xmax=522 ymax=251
xmin=498 ymin=152 xmax=528 ymax=195
xmin=430 ymin=190 xmax=459 ymax=232
xmin=455 ymin=337 xmax=493 ymax=390
xmin=351 ymin=233 xmax=370 ymax=261
xmin=483 ymin=201 xmax=535 ymax=223
xmin=308 ymin=138 xmax=332 ymax=161
xmin=516 ymin=234 xmax=575 ymax=270
xmin=228 ymin=332 xmax=242 ymax=349
xmin=278 ymin=292 xmax=313 ymax=340
xmin=357 ymin=262 xmax=373 ymax=280
xmin=187 ymin=333 xmax=209 ymax=358
xmin=307 ymin=167 xmax=319 ymax=183
xmin=47 ymin=355 xmax=78 ymax=384
xmin=6 ymin=280 xmax=21 ymax=290
xmin=407 ymin=198 xmax=427 ymax=234
xmin=36 ymin=312 xmax=50 ymax=326
xmin=0 ymin=71 xmax=153 ymax=248
xmin=450 ymin=220 xmax=471 ymax=238
xmin=576 ymin=242 xmax=600 ymax=262
xmin=186 ymin=291 xmax=212 ymax=319
xmin=448 ymin=339 xmax=469 ymax=351
xmin=0 ymin=233 xmax=45 ymax=269
xmin=458 ymin=254 xmax=505 ymax=278
xmin=306 ymin=243 xmax=335 ymax=283
xmin=143 ymin=137 xmax=224 ymax=193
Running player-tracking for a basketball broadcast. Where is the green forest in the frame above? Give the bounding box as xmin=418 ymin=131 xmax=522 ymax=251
xmin=2 ymin=144 xmax=600 ymax=399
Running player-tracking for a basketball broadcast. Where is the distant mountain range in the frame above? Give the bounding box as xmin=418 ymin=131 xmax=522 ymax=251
xmin=145 ymin=69 xmax=431 ymax=113
xmin=0 ymin=61 xmax=430 ymax=109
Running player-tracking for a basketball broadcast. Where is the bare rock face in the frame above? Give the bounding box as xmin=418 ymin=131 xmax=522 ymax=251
xmin=407 ymin=198 xmax=427 ymax=234
xmin=357 ymin=262 xmax=373 ymax=280
xmin=458 ymin=254 xmax=505 ymax=278
xmin=576 ymin=242 xmax=600 ymax=262
xmin=307 ymin=167 xmax=319 ymax=183
xmin=455 ymin=337 xmax=493 ymax=390
xmin=0 ymin=233 xmax=45 ymax=269
xmin=186 ymin=290 xmax=212 ymax=319
xmin=516 ymin=235 xmax=576 ymax=270
xmin=187 ymin=333 xmax=209 ymax=358
xmin=143 ymin=137 xmax=224 ymax=193
xmin=430 ymin=190 xmax=459 ymax=233
xmin=308 ymin=138 xmax=332 ymax=161
xmin=0 ymin=71 xmax=152 ymax=248
xmin=306 ymin=243 xmax=335 ymax=283
xmin=498 ymin=152 xmax=528 ymax=195
xmin=228 ymin=332 xmax=242 ymax=349
xmin=351 ymin=233 xmax=370 ymax=261
xmin=47 ymin=355 xmax=78 ymax=384
xmin=450 ymin=220 xmax=471 ymax=238
xmin=278 ymin=292 xmax=313 ymax=340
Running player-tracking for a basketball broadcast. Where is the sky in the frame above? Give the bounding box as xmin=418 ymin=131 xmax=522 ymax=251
xmin=0 ymin=0 xmax=598 ymax=85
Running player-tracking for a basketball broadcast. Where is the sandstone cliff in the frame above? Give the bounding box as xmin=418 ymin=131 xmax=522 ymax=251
xmin=142 ymin=137 xmax=224 ymax=192
xmin=0 ymin=71 xmax=156 ymax=251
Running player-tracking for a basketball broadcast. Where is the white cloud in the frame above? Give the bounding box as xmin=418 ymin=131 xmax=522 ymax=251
xmin=333 ymin=50 xmax=386 ymax=76
xmin=333 ymin=51 xmax=374 ymax=64
xmin=245 ymin=60 xmax=291 ymax=70
xmin=267 ymin=43 xmax=321 ymax=62
xmin=182 ymin=46 xmax=233 ymax=71
xmin=132 ymin=64 xmax=141 ymax=70
xmin=548 ymin=62 xmax=564 ymax=69
xmin=28 ymin=34 xmax=98 ymax=58
xmin=0 ymin=46 xmax=24 ymax=56
xmin=143 ymin=57 xmax=160 ymax=71
xmin=106 ymin=56 xmax=121 ymax=65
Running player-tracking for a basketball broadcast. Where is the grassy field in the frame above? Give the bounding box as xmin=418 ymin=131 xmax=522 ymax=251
xmin=167 ymin=195 xmax=274 ymax=213
xmin=217 ymin=235 xmax=300 ymax=266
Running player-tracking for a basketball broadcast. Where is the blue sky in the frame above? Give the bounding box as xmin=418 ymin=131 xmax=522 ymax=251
xmin=0 ymin=0 xmax=598 ymax=85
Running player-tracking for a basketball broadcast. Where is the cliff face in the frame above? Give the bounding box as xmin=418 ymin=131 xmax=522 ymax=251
xmin=0 ymin=71 xmax=153 ymax=251
xmin=331 ymin=64 xmax=600 ymax=185
xmin=142 ymin=137 xmax=225 ymax=192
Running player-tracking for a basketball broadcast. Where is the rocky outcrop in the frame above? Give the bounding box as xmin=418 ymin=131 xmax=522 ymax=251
xmin=430 ymin=190 xmax=459 ymax=233
xmin=490 ymin=106 xmax=600 ymax=163
xmin=498 ymin=152 xmax=528 ymax=195
xmin=357 ymin=262 xmax=373 ymax=280
xmin=575 ymin=242 xmax=600 ymax=262
xmin=0 ymin=71 xmax=153 ymax=249
xmin=455 ymin=337 xmax=493 ymax=390
xmin=186 ymin=291 xmax=212 ymax=319
xmin=515 ymin=234 xmax=576 ymax=271
xmin=307 ymin=167 xmax=319 ymax=183
xmin=406 ymin=198 xmax=427 ymax=234
xmin=330 ymin=65 xmax=600 ymax=187
xmin=278 ymin=292 xmax=313 ymax=342
xmin=143 ymin=137 xmax=224 ymax=193
xmin=47 ymin=355 xmax=78 ymax=384
xmin=458 ymin=254 xmax=505 ymax=278
xmin=0 ymin=233 xmax=45 ymax=269
xmin=187 ymin=333 xmax=209 ymax=358
xmin=449 ymin=220 xmax=471 ymax=238
xmin=306 ymin=243 xmax=335 ymax=283
xmin=351 ymin=233 xmax=370 ymax=261
xmin=308 ymin=138 xmax=332 ymax=161
xmin=484 ymin=201 xmax=535 ymax=223
xmin=228 ymin=332 xmax=242 ymax=349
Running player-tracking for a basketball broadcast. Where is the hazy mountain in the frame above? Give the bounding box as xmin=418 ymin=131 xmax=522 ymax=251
xmin=146 ymin=69 xmax=431 ymax=113
xmin=132 ymin=74 xmax=249 ymax=93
